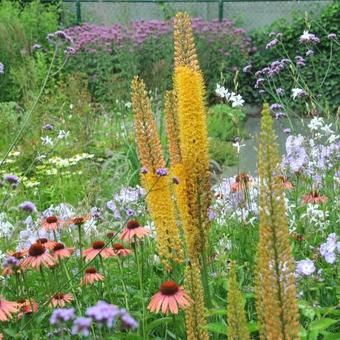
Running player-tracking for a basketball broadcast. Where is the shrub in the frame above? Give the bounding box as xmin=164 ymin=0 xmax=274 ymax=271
xmin=0 ymin=0 xmax=59 ymax=101
xmin=63 ymin=18 xmax=252 ymax=106
xmin=240 ymin=2 xmax=340 ymax=113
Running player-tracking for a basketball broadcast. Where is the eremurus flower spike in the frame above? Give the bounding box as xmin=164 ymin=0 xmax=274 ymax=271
xmin=255 ymin=104 xmax=300 ymax=340
xmin=227 ymin=262 xmax=249 ymax=340
xmin=131 ymin=77 xmax=183 ymax=270
xmin=174 ymin=12 xmax=200 ymax=71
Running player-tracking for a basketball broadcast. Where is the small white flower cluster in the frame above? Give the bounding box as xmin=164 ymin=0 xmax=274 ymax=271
xmin=0 ymin=212 xmax=14 ymax=238
xmin=215 ymin=84 xmax=245 ymax=107
xmin=41 ymin=130 xmax=70 ymax=146
xmin=301 ymin=204 xmax=329 ymax=230
xmin=320 ymin=233 xmax=339 ymax=264
xmin=308 ymin=117 xmax=338 ymax=144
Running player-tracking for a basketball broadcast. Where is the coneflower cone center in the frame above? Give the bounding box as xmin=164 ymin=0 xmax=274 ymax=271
xmin=113 ymin=243 xmax=124 ymax=250
xmin=53 ymin=293 xmax=65 ymax=300
xmin=29 ymin=243 xmax=46 ymax=257
xmin=73 ymin=216 xmax=85 ymax=225
xmin=53 ymin=243 xmax=65 ymax=251
xmin=160 ymin=281 xmax=179 ymax=295
xmin=236 ymin=173 xmax=250 ymax=184
xmin=85 ymin=267 xmax=97 ymax=274
xmin=46 ymin=216 xmax=58 ymax=224
xmin=92 ymin=241 xmax=105 ymax=249
xmin=127 ymin=220 xmax=140 ymax=229
xmin=37 ymin=238 xmax=48 ymax=244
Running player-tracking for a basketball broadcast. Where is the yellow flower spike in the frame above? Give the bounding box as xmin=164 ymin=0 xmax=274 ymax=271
xmin=174 ymin=65 xmax=211 ymax=258
xmin=184 ymin=261 xmax=209 ymax=340
xmin=131 ymin=77 xmax=183 ymax=270
xmin=256 ymin=104 xmax=300 ymax=340
xmin=174 ymin=12 xmax=200 ymax=71
xmin=227 ymin=262 xmax=250 ymax=340
xmin=131 ymin=76 xmax=165 ymax=172
xmin=164 ymin=90 xmax=181 ymax=165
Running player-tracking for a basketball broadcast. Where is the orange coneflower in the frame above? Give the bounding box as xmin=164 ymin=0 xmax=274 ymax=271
xmin=112 ymin=243 xmax=132 ymax=257
xmin=36 ymin=238 xmax=57 ymax=250
xmin=119 ymin=220 xmax=150 ymax=242
xmin=148 ymin=281 xmax=192 ymax=314
xmin=0 ymin=296 xmax=18 ymax=321
xmin=42 ymin=216 xmax=62 ymax=231
xmin=82 ymin=241 xmax=114 ymax=262
xmin=231 ymin=173 xmax=253 ymax=192
xmin=277 ymin=176 xmax=294 ymax=190
xmin=17 ymin=299 xmax=39 ymax=319
xmin=49 ymin=293 xmax=73 ymax=308
xmin=52 ymin=242 xmax=75 ymax=259
xmin=302 ymin=190 xmax=328 ymax=204
xmin=21 ymin=243 xmax=56 ymax=270
xmin=81 ymin=267 xmax=104 ymax=285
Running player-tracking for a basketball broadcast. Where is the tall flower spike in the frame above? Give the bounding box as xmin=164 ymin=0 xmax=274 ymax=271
xmin=256 ymin=104 xmax=300 ymax=340
xmin=174 ymin=65 xmax=211 ymax=259
xmin=227 ymin=262 xmax=250 ymax=340
xmin=174 ymin=12 xmax=200 ymax=71
xmin=184 ymin=261 xmax=209 ymax=340
xmin=131 ymin=77 xmax=183 ymax=270
xmin=131 ymin=76 xmax=165 ymax=173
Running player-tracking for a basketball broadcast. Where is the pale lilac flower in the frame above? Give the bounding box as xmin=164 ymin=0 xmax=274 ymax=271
xmin=43 ymin=124 xmax=54 ymax=131
xmin=283 ymin=135 xmax=309 ymax=172
xmin=86 ymin=301 xmax=120 ymax=328
xmin=3 ymin=256 xmax=20 ymax=268
xmin=292 ymin=88 xmax=307 ymax=99
xmin=19 ymin=201 xmax=37 ymax=213
xmin=50 ymin=308 xmax=75 ymax=325
xmin=276 ymin=87 xmax=285 ymax=95
xmin=32 ymin=44 xmax=41 ymax=50
xmin=306 ymin=49 xmax=314 ymax=57
xmin=255 ymin=78 xmax=264 ymax=89
xmin=299 ymin=31 xmax=320 ymax=44
xmin=283 ymin=128 xmax=291 ymax=134
xmin=327 ymin=33 xmax=336 ymax=40
xmin=324 ymin=252 xmax=336 ymax=264
xmin=0 ymin=62 xmax=4 ymax=75
xmin=242 ymin=65 xmax=252 ymax=73
xmin=296 ymin=259 xmax=315 ymax=276
xmin=270 ymin=103 xmax=284 ymax=111
xmin=120 ymin=310 xmax=138 ymax=330
xmin=71 ymin=317 xmax=92 ymax=337
xmin=266 ymin=39 xmax=278 ymax=49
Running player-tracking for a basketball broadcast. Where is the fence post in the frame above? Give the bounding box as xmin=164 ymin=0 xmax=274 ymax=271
xmin=76 ymin=0 xmax=82 ymax=24
xmin=218 ymin=0 xmax=224 ymax=22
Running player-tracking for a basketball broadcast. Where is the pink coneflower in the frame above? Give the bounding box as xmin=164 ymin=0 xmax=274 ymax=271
xmin=17 ymin=299 xmax=39 ymax=319
xmin=21 ymin=243 xmax=56 ymax=270
xmin=64 ymin=215 xmax=90 ymax=227
xmin=82 ymin=241 xmax=115 ymax=261
xmin=36 ymin=238 xmax=57 ymax=250
xmin=52 ymin=242 xmax=75 ymax=259
xmin=112 ymin=243 xmax=132 ymax=256
xmin=42 ymin=216 xmax=62 ymax=231
xmin=277 ymin=176 xmax=294 ymax=190
xmin=302 ymin=191 xmax=328 ymax=204
xmin=49 ymin=293 xmax=74 ymax=308
xmin=231 ymin=173 xmax=253 ymax=192
xmin=81 ymin=267 xmax=104 ymax=285
xmin=119 ymin=220 xmax=150 ymax=242
xmin=0 ymin=296 xmax=18 ymax=321
xmin=148 ymin=281 xmax=192 ymax=314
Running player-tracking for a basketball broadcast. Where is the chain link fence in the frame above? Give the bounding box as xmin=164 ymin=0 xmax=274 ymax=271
xmin=62 ymin=0 xmax=332 ymax=30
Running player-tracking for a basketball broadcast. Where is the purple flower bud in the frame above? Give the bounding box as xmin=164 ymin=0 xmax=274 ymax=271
xmin=306 ymin=49 xmax=314 ymax=57
xmin=120 ymin=311 xmax=138 ymax=330
xmin=266 ymin=39 xmax=278 ymax=49
xmin=43 ymin=124 xmax=54 ymax=131
xmin=276 ymin=87 xmax=285 ymax=95
xmin=0 ymin=62 xmax=4 ymax=75
xmin=3 ymin=256 xmax=20 ymax=268
xmin=242 ymin=64 xmax=252 ymax=73
xmin=19 ymin=201 xmax=37 ymax=213
xmin=4 ymin=174 xmax=20 ymax=186
xmin=283 ymin=128 xmax=291 ymax=134
xmin=172 ymin=176 xmax=180 ymax=185
xmin=32 ymin=44 xmax=42 ymax=50
xmin=155 ymin=168 xmax=168 ymax=176
xmin=270 ymin=103 xmax=284 ymax=111
xmin=140 ymin=167 xmax=148 ymax=174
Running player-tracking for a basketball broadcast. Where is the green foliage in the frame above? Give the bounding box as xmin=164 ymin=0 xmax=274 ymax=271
xmin=0 ymin=0 xmax=59 ymax=101
xmin=241 ymin=2 xmax=340 ymax=112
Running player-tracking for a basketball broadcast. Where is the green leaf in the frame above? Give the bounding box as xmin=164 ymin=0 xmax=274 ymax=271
xmin=207 ymin=308 xmax=227 ymax=316
xmin=323 ymin=332 xmax=340 ymax=340
xmin=4 ymin=329 xmax=17 ymax=337
xmin=146 ymin=317 xmax=172 ymax=334
xmin=309 ymin=318 xmax=338 ymax=332
xmin=204 ymin=323 xmax=228 ymax=335
xmin=248 ymin=321 xmax=259 ymax=333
